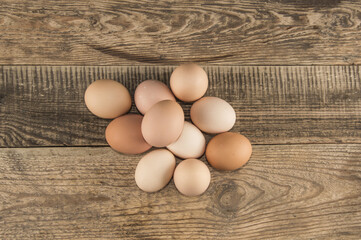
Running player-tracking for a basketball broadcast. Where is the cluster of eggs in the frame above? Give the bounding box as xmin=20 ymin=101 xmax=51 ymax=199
xmin=84 ymin=64 xmax=252 ymax=196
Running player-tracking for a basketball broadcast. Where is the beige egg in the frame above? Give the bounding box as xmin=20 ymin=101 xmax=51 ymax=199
xmin=135 ymin=149 xmax=176 ymax=192
xmin=167 ymin=122 xmax=206 ymax=159
xmin=84 ymin=79 xmax=131 ymax=119
xmin=170 ymin=64 xmax=208 ymax=102
xmin=141 ymin=100 xmax=184 ymax=147
xmin=206 ymin=132 xmax=252 ymax=171
xmin=105 ymin=114 xmax=151 ymax=155
xmin=134 ymin=80 xmax=176 ymax=114
xmin=191 ymin=97 xmax=236 ymax=134
xmin=173 ymin=159 xmax=211 ymax=196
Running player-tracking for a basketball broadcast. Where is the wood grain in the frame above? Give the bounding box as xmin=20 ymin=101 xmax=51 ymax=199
xmin=1 ymin=65 xmax=360 ymax=147
xmin=1 ymin=0 xmax=361 ymax=65
xmin=0 ymin=145 xmax=360 ymax=239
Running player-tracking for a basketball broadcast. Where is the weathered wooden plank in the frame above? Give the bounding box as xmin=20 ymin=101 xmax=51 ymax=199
xmin=0 ymin=0 xmax=361 ymax=65
xmin=0 ymin=145 xmax=360 ymax=239
xmin=1 ymin=65 xmax=360 ymax=147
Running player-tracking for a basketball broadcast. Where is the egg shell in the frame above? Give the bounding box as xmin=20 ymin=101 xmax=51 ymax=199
xmin=135 ymin=149 xmax=176 ymax=192
xmin=141 ymin=100 xmax=184 ymax=147
xmin=191 ymin=97 xmax=236 ymax=134
xmin=84 ymin=79 xmax=131 ymax=119
xmin=173 ymin=159 xmax=211 ymax=196
xmin=134 ymin=80 xmax=176 ymax=114
xmin=105 ymin=114 xmax=151 ymax=154
xmin=206 ymin=132 xmax=252 ymax=171
xmin=170 ymin=64 xmax=208 ymax=102
xmin=167 ymin=122 xmax=206 ymax=159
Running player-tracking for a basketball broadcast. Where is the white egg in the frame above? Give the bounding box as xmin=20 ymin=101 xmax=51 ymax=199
xmin=135 ymin=149 xmax=176 ymax=192
xmin=167 ymin=122 xmax=206 ymax=159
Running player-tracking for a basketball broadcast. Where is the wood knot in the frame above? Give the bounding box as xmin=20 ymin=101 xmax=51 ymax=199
xmin=331 ymin=11 xmax=354 ymax=28
xmin=216 ymin=181 xmax=245 ymax=213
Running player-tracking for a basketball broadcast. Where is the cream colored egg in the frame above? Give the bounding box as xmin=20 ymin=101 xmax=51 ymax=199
xmin=173 ymin=159 xmax=211 ymax=196
xmin=135 ymin=149 xmax=176 ymax=193
xmin=167 ymin=122 xmax=206 ymax=159
xmin=191 ymin=97 xmax=236 ymax=134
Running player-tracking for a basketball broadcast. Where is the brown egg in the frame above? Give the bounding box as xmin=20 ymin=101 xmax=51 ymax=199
xmin=206 ymin=132 xmax=252 ymax=171
xmin=134 ymin=80 xmax=176 ymax=114
xmin=141 ymin=100 xmax=184 ymax=147
xmin=105 ymin=114 xmax=151 ymax=154
xmin=135 ymin=149 xmax=176 ymax=192
xmin=173 ymin=159 xmax=211 ymax=196
xmin=170 ymin=64 xmax=208 ymax=102
xmin=191 ymin=97 xmax=236 ymax=134
xmin=84 ymin=79 xmax=131 ymax=119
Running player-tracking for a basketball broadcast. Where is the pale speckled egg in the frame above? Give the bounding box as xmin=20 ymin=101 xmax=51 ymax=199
xmin=84 ymin=79 xmax=131 ymax=119
xmin=170 ymin=64 xmax=208 ymax=102
xmin=105 ymin=114 xmax=151 ymax=154
xmin=191 ymin=97 xmax=236 ymax=134
xmin=135 ymin=149 xmax=176 ymax=192
xmin=134 ymin=80 xmax=176 ymax=115
xmin=206 ymin=132 xmax=252 ymax=171
xmin=167 ymin=122 xmax=206 ymax=159
xmin=141 ymin=100 xmax=184 ymax=147
xmin=173 ymin=159 xmax=211 ymax=196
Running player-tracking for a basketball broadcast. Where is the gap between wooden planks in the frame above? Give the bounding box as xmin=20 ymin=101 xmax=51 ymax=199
xmin=1 ymin=65 xmax=360 ymax=147
xmin=0 ymin=144 xmax=360 ymax=239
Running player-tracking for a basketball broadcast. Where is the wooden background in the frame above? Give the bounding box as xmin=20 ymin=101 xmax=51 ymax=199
xmin=0 ymin=0 xmax=361 ymax=239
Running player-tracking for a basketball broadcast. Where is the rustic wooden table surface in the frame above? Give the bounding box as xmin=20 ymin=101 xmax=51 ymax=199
xmin=1 ymin=0 xmax=361 ymax=239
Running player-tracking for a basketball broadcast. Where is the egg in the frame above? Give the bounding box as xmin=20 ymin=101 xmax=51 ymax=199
xmin=141 ymin=100 xmax=184 ymax=147
xmin=206 ymin=132 xmax=252 ymax=171
xmin=84 ymin=79 xmax=131 ymax=119
xmin=191 ymin=97 xmax=236 ymax=134
xmin=135 ymin=149 xmax=176 ymax=192
xmin=134 ymin=80 xmax=176 ymax=114
xmin=170 ymin=64 xmax=208 ymax=102
xmin=173 ymin=159 xmax=211 ymax=196
xmin=105 ymin=114 xmax=151 ymax=154
xmin=167 ymin=122 xmax=206 ymax=159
